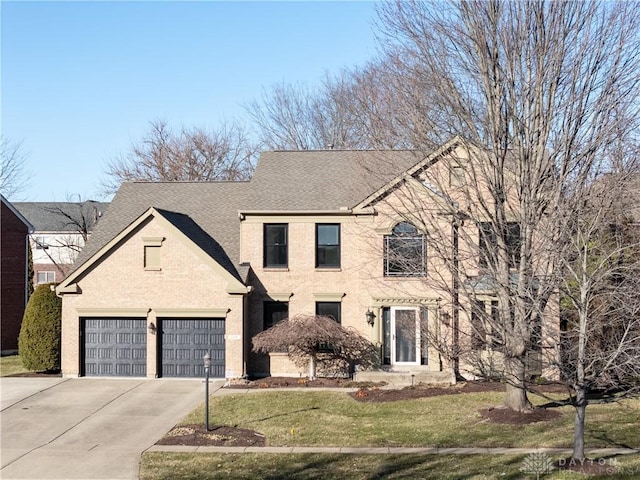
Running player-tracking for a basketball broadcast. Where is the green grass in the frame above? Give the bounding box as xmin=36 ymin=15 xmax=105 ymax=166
xmin=0 ymin=355 xmax=30 ymax=376
xmin=180 ymin=391 xmax=640 ymax=448
xmin=139 ymin=453 xmax=640 ymax=480
xmin=141 ymin=389 xmax=640 ymax=479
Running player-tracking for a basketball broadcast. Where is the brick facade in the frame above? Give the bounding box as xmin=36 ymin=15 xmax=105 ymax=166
xmin=1 ymin=200 xmax=31 ymax=354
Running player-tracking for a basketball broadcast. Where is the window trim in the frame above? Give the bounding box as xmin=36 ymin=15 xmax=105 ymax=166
xmin=263 ymin=223 xmax=288 ymax=268
xmin=315 ymin=223 xmax=341 ymax=268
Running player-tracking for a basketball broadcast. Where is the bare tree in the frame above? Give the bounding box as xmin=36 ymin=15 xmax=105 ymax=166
xmin=558 ymin=168 xmax=640 ymax=461
xmin=103 ymin=119 xmax=257 ymax=194
xmin=0 ymin=137 xmax=30 ymax=199
xmin=31 ymin=199 xmax=106 ymax=278
xmin=252 ymin=314 xmax=378 ymax=380
xmin=373 ymin=0 xmax=640 ymax=411
xmin=246 ymin=78 xmax=353 ymax=150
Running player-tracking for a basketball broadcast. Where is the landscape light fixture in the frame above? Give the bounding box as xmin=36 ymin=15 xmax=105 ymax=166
xmin=203 ymin=352 xmax=211 ymax=431
xmin=365 ymin=309 xmax=376 ymax=327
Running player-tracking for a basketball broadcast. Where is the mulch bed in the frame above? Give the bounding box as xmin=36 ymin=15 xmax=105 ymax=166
xmin=227 ymin=376 xmax=366 ymax=389
xmin=478 ymin=406 xmax=562 ymax=424
xmin=349 ymin=380 xmax=506 ymax=403
xmin=6 ymin=371 xmax=62 ymax=377
xmin=157 ymin=424 xmax=266 ymax=447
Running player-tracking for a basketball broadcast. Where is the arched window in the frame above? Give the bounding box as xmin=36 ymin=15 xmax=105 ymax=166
xmin=384 ymin=222 xmax=426 ymax=276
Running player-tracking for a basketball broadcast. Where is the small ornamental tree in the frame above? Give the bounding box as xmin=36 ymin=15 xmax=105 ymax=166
xmin=252 ymin=314 xmax=378 ymax=380
xmin=18 ymin=283 xmax=62 ymax=372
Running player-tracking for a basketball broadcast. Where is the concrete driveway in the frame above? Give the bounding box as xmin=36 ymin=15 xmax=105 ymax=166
xmin=1 ymin=377 xmax=219 ymax=479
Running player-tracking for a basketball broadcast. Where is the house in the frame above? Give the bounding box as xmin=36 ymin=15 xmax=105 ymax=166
xmin=1 ymin=195 xmax=34 ymax=355
xmin=14 ymin=201 xmax=109 ymax=286
xmin=56 ymin=138 xmax=558 ymax=380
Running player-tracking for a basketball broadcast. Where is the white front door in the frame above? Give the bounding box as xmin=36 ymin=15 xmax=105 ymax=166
xmin=390 ymin=307 xmax=421 ymax=366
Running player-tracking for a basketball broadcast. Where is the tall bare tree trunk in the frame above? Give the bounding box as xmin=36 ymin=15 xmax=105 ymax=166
xmin=503 ymin=357 xmax=532 ymax=412
xmin=572 ymin=388 xmax=587 ymax=461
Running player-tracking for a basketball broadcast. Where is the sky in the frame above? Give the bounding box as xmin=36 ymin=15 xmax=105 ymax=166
xmin=1 ymin=0 xmax=380 ymax=202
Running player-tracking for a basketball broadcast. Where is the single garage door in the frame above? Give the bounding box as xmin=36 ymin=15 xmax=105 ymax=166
xmin=83 ymin=318 xmax=147 ymax=376
xmin=160 ymin=319 xmax=225 ymax=378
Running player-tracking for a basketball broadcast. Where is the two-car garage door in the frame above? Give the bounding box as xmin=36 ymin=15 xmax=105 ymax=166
xmin=83 ymin=318 xmax=225 ymax=378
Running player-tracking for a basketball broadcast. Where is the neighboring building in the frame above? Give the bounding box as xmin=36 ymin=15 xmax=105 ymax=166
xmin=56 ymin=138 xmax=558 ymax=380
xmin=14 ymin=201 xmax=109 ymax=286
xmin=1 ymin=195 xmax=34 ymax=355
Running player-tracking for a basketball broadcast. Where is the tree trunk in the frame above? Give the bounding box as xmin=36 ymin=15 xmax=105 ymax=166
xmin=503 ymin=356 xmax=532 ymax=411
xmin=308 ymin=355 xmax=317 ymax=380
xmin=572 ymin=387 xmax=587 ymax=461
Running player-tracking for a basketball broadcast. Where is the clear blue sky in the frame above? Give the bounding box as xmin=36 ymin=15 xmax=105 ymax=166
xmin=1 ymin=1 xmax=379 ymax=201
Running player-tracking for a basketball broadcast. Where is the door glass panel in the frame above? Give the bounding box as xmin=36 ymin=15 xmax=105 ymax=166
xmin=395 ymin=309 xmax=417 ymax=363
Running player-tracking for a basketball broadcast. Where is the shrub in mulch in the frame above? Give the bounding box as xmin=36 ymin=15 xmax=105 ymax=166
xmin=157 ymin=424 xmax=266 ymax=447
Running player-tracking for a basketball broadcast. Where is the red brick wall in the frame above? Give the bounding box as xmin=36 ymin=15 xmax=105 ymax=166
xmin=1 ymin=202 xmax=30 ymax=353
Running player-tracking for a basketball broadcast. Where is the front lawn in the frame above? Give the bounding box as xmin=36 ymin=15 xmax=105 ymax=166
xmin=141 ymin=388 xmax=640 ymax=479
xmin=178 ymin=390 xmax=640 ymax=449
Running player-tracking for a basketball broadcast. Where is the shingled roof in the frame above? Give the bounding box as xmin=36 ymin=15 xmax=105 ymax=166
xmin=70 ymin=149 xmax=426 ymax=282
xmin=244 ymin=150 xmax=421 ymax=211
xmin=14 ymin=201 xmax=109 ymax=232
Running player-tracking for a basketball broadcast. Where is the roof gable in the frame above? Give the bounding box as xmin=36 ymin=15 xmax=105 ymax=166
xmin=1 ymin=195 xmax=34 ymax=232
xmin=354 ymin=136 xmax=464 ymax=211
xmin=57 ymin=207 xmax=248 ymax=295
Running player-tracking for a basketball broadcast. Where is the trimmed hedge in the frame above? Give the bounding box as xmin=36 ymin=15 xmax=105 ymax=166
xmin=18 ymin=283 xmax=62 ymax=372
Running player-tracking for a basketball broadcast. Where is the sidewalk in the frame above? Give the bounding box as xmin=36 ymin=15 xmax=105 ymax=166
xmin=147 ymin=445 xmax=640 ymax=456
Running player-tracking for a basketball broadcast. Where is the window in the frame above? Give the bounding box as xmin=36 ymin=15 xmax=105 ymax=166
xmin=471 ymin=300 xmax=500 ymax=350
xmin=264 ymin=224 xmax=288 ymax=268
xmin=478 ymin=222 xmax=521 ymax=269
xmin=36 ymin=271 xmax=55 ymax=284
xmin=316 ymin=301 xmax=341 ymax=324
xmin=316 ymin=224 xmax=340 ymax=268
xmin=384 ymin=222 xmax=426 ymax=276
xmin=34 ymin=236 xmax=49 ymax=249
xmin=263 ymin=301 xmax=288 ymax=330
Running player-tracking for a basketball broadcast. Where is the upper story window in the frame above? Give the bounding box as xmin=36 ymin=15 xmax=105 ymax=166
xmin=36 ymin=271 xmax=55 ymax=284
xmin=478 ymin=222 xmax=521 ymax=269
xmin=34 ymin=236 xmax=49 ymax=249
xmin=264 ymin=224 xmax=288 ymax=268
xmin=384 ymin=222 xmax=426 ymax=277
xmin=316 ymin=224 xmax=340 ymax=268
